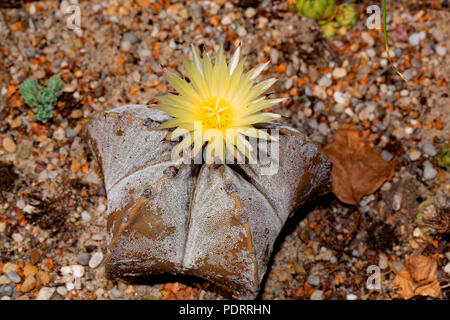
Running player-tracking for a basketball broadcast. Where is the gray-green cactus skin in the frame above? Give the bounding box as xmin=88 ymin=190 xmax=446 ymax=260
xmin=85 ymin=105 xmax=331 ymax=299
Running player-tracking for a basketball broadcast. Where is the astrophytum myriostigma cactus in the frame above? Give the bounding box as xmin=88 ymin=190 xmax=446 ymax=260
xmin=85 ymin=47 xmax=331 ymax=299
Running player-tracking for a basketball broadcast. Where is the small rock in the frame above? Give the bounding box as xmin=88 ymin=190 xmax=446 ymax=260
xmin=71 ymin=265 xmax=85 ymax=278
xmin=53 ymin=127 xmax=65 ymax=140
xmin=0 ymin=275 xmax=11 ymax=285
xmin=221 ymin=16 xmax=232 ymax=25
xmin=318 ymin=76 xmax=332 ymax=88
xmin=89 ymin=252 xmax=104 ymax=269
xmin=77 ymin=253 xmax=91 ymax=266
xmin=307 ymin=274 xmax=320 ymax=286
xmin=56 ymin=286 xmax=67 ymax=296
xmin=408 ymin=31 xmax=426 ymax=46
xmin=379 ymin=254 xmax=388 ymax=270
xmin=409 ymin=150 xmax=421 ymax=161
xmin=36 ymin=271 xmax=50 ymax=284
xmin=332 ymin=67 xmax=347 ymax=79
xmin=310 ymin=290 xmax=323 ymax=300
xmin=37 ymin=287 xmax=55 ymax=300
xmin=361 ymin=31 xmax=375 ymax=46
xmin=1 ymin=285 xmax=13 ymax=296
xmin=244 ymin=7 xmax=256 ymax=18
xmin=21 ymin=275 xmax=36 ymax=293
xmin=123 ymin=32 xmax=139 ymax=44
xmin=30 ymin=249 xmax=40 ymax=264
xmin=81 ymin=211 xmax=91 ymax=222
xmin=8 ymin=271 xmax=21 ymax=283
xmin=423 ymin=161 xmax=437 ymax=180
xmin=112 ymin=287 xmax=124 ymax=298
xmin=435 ymin=46 xmax=447 ymax=56
xmin=346 ymin=293 xmax=358 ymax=300
xmin=381 ymin=150 xmax=393 ymax=162
xmin=444 ymin=263 xmax=450 ymax=275
xmin=421 ymin=141 xmax=437 ymax=156
xmin=70 ymin=109 xmax=83 ymax=119
xmin=2 ymin=137 xmax=16 ymax=153
xmin=2 ymin=263 xmax=18 ymax=273
xmin=23 ymin=265 xmax=38 ymax=277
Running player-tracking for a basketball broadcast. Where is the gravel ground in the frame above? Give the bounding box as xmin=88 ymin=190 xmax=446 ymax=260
xmin=0 ymin=0 xmax=448 ymax=300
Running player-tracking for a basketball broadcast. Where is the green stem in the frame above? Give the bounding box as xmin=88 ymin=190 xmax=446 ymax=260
xmin=382 ymin=0 xmax=388 ymax=53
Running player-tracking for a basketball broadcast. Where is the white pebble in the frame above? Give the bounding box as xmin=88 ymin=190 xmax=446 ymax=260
xmin=89 ymin=252 xmax=104 ymax=269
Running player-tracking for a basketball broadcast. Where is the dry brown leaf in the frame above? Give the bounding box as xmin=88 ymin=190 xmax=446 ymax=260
xmin=393 ymin=255 xmax=441 ymax=299
xmin=6 ymin=85 xmax=23 ymax=108
xmin=393 ymin=270 xmax=415 ymax=300
xmin=323 ymin=129 xmax=392 ymax=205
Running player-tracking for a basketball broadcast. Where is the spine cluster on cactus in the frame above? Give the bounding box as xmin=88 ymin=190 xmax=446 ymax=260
xmin=295 ymin=0 xmax=358 ymax=40
xmin=19 ymin=75 xmax=63 ymax=123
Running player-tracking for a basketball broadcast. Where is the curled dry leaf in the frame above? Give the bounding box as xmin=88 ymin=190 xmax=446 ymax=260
xmin=6 ymin=85 xmax=24 ymax=108
xmin=393 ymin=255 xmax=441 ymax=299
xmin=323 ymin=129 xmax=393 ymax=205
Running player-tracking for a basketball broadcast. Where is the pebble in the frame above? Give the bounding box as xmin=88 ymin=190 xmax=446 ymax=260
xmin=23 ymin=265 xmax=38 ymax=277
xmin=123 ymin=32 xmax=139 ymax=44
xmin=318 ymin=76 xmax=332 ymax=88
xmin=77 ymin=253 xmax=91 ymax=266
xmin=361 ymin=31 xmax=375 ymax=46
xmin=81 ymin=211 xmax=91 ymax=222
xmin=112 ymin=287 xmax=124 ymax=298
xmin=71 ymin=265 xmax=85 ymax=278
xmin=8 ymin=271 xmax=21 ymax=283
xmin=0 ymin=275 xmax=11 ymax=285
xmin=435 ymin=46 xmax=446 ymax=56
xmin=307 ymin=274 xmax=320 ymax=286
xmin=408 ymin=31 xmax=426 ymax=46
xmin=56 ymin=286 xmax=67 ymax=296
xmin=381 ymin=150 xmax=394 ymax=162
xmin=244 ymin=7 xmax=256 ymax=18
xmin=379 ymin=254 xmax=388 ymax=270
xmin=89 ymin=252 xmax=104 ymax=269
xmin=21 ymin=275 xmax=36 ymax=293
xmin=236 ymin=26 xmax=247 ymax=37
xmin=346 ymin=293 xmax=358 ymax=300
xmin=1 ymin=285 xmax=13 ymax=296
xmin=37 ymin=287 xmax=55 ymax=300
xmin=409 ymin=150 xmax=421 ymax=161
xmin=2 ymin=263 xmax=18 ymax=273
xmin=423 ymin=161 xmax=437 ymax=180
xmin=444 ymin=263 xmax=450 ymax=275
xmin=36 ymin=270 xmax=50 ymax=284
xmin=332 ymin=67 xmax=347 ymax=79
xmin=314 ymin=101 xmax=325 ymax=113
xmin=2 ymin=137 xmax=16 ymax=153
xmin=421 ymin=141 xmax=437 ymax=156
xmin=53 ymin=127 xmax=65 ymax=140
xmin=221 ymin=16 xmax=232 ymax=25
xmin=310 ymin=290 xmax=323 ymax=300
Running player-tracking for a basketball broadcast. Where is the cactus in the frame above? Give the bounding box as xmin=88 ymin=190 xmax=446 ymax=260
xmin=438 ymin=145 xmax=450 ymax=170
xmin=296 ymin=0 xmax=337 ymax=20
xmin=336 ymin=3 xmax=358 ymax=29
xmin=295 ymin=0 xmax=358 ymax=40
xmin=319 ymin=20 xmax=337 ymax=40
xmin=19 ymin=75 xmax=63 ymax=123
xmin=85 ymin=105 xmax=332 ymax=299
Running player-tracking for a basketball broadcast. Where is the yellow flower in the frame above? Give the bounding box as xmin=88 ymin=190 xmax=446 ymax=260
xmin=154 ymin=45 xmax=285 ymax=164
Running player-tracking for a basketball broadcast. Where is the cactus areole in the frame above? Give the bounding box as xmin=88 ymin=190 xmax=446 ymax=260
xmin=84 ymin=47 xmax=332 ymax=299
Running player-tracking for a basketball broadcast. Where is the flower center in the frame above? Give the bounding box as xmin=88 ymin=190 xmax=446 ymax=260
xmin=199 ymin=97 xmax=233 ymax=130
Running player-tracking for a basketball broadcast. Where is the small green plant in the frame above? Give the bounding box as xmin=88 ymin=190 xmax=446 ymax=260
xmin=295 ymin=0 xmax=358 ymax=40
xmin=19 ymin=75 xmax=63 ymax=123
xmin=437 ymin=145 xmax=450 ymax=170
